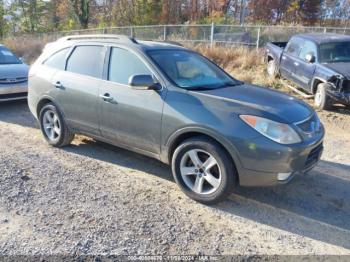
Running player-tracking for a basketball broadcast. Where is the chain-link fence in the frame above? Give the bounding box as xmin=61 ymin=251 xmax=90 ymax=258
xmin=5 ymin=24 xmax=350 ymax=49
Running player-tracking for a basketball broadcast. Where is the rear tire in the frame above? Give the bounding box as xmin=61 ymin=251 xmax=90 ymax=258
xmin=39 ymin=103 xmax=74 ymax=147
xmin=314 ymin=83 xmax=333 ymax=110
xmin=267 ymin=59 xmax=278 ymax=77
xmin=171 ymin=136 xmax=236 ymax=204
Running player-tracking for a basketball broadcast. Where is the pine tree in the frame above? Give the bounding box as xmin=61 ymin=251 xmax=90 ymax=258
xmin=0 ymin=0 xmax=6 ymax=37
xmin=70 ymin=0 xmax=90 ymax=29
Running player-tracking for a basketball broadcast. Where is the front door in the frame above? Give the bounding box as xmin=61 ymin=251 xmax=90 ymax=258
xmin=99 ymin=47 xmax=165 ymax=154
xmin=294 ymin=40 xmax=317 ymax=91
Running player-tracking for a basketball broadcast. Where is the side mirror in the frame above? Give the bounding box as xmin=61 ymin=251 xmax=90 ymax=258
xmin=305 ymin=53 xmax=315 ymax=63
xmin=128 ymin=75 xmax=161 ymax=91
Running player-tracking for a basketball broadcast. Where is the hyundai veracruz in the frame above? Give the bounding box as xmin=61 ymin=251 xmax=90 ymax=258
xmin=28 ymin=35 xmax=324 ymax=204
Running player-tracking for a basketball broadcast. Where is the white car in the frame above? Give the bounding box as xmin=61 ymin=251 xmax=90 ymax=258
xmin=0 ymin=44 xmax=29 ymax=101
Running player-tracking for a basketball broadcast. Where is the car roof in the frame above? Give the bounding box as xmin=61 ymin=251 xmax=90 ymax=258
xmin=294 ymin=33 xmax=350 ymax=44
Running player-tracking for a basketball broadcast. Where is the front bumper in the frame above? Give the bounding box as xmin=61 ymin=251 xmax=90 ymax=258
xmin=0 ymin=82 xmax=28 ymax=101
xmin=328 ymin=90 xmax=350 ymax=106
xmin=237 ymin=128 xmax=324 ymax=187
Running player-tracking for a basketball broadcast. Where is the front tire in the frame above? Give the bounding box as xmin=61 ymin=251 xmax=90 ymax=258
xmin=314 ymin=83 xmax=333 ymax=110
xmin=171 ymin=136 xmax=236 ymax=204
xmin=39 ymin=103 xmax=74 ymax=147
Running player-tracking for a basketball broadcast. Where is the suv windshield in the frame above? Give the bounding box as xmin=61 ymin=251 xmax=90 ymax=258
xmin=0 ymin=46 xmax=21 ymax=65
xmin=320 ymin=41 xmax=350 ymax=63
xmin=148 ymin=50 xmax=240 ymax=90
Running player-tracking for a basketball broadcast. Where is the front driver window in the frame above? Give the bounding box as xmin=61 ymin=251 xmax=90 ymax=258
xmin=285 ymin=38 xmax=303 ymax=57
xmin=299 ymin=40 xmax=317 ymax=61
xmin=109 ymin=48 xmax=152 ymax=85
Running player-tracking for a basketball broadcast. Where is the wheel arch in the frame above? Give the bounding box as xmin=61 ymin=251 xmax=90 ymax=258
xmin=36 ymin=96 xmax=65 ymax=119
xmin=36 ymin=97 xmax=53 ymax=117
xmin=267 ymin=55 xmax=274 ymax=62
xmin=311 ymin=77 xmax=327 ymax=94
xmin=165 ymin=128 xmax=241 ymax=184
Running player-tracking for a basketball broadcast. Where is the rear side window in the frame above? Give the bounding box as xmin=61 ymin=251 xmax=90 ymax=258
xmin=108 ymin=47 xmax=151 ymax=85
xmin=285 ymin=38 xmax=303 ymax=56
xmin=43 ymin=48 xmax=70 ymax=70
xmin=66 ymin=46 xmax=104 ymax=78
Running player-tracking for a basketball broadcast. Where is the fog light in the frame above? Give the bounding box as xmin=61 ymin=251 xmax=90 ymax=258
xmin=277 ymin=172 xmax=293 ymax=181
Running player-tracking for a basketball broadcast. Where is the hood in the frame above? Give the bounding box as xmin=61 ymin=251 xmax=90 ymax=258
xmin=192 ymin=84 xmax=313 ymax=124
xmin=0 ymin=63 xmax=29 ymax=79
xmin=322 ymin=62 xmax=350 ymax=79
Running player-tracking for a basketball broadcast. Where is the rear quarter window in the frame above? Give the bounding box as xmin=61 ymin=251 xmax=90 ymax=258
xmin=43 ymin=48 xmax=70 ymax=70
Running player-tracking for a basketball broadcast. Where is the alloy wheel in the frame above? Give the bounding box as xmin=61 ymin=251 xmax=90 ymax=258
xmin=43 ymin=110 xmax=61 ymax=142
xmin=180 ymin=149 xmax=222 ymax=195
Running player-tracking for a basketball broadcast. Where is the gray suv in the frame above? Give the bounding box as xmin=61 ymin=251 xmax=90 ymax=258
xmin=28 ymin=35 xmax=324 ymax=204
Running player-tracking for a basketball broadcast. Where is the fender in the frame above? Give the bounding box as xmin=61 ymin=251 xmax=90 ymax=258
xmin=162 ymin=125 xmax=244 ymax=173
xmin=310 ymin=77 xmax=334 ymax=94
xmin=36 ymin=94 xmax=66 ymax=119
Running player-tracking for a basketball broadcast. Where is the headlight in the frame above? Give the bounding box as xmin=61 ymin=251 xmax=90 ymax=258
xmin=240 ymin=115 xmax=301 ymax=145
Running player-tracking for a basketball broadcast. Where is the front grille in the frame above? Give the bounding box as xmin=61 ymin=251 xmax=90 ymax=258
xmin=342 ymin=79 xmax=350 ymax=92
xmin=0 ymin=92 xmax=27 ymax=100
xmin=296 ymin=113 xmax=321 ymax=134
xmin=0 ymin=77 xmax=28 ymax=84
xmin=305 ymin=143 xmax=323 ymax=169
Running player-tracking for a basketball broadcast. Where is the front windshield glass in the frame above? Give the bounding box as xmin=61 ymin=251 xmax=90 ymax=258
xmin=148 ymin=50 xmax=240 ymax=90
xmin=320 ymin=42 xmax=350 ymax=63
xmin=0 ymin=46 xmax=22 ymax=65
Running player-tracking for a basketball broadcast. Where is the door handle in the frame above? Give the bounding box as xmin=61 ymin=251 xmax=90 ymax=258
xmin=100 ymin=93 xmax=114 ymax=102
xmin=54 ymin=81 xmax=64 ymax=89
xmin=294 ymin=62 xmax=299 ymax=66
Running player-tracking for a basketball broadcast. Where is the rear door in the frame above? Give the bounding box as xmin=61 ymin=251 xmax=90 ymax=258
xmin=280 ymin=37 xmax=304 ymax=82
xmin=99 ymin=46 xmax=165 ymax=154
xmin=52 ymin=45 xmax=106 ymax=136
xmin=31 ymin=47 xmax=71 ymax=109
xmin=294 ymin=40 xmax=317 ymax=91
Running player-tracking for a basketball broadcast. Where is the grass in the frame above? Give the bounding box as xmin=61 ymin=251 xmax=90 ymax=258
xmin=3 ymin=36 xmax=48 ymax=64
xmin=191 ymin=44 xmax=287 ymax=91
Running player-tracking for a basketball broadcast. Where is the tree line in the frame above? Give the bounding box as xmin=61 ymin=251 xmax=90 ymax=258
xmin=0 ymin=0 xmax=349 ymax=37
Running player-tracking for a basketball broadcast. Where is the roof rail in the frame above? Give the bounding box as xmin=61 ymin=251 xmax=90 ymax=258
xmin=162 ymin=41 xmax=183 ymax=47
xmin=57 ymin=34 xmax=138 ymax=44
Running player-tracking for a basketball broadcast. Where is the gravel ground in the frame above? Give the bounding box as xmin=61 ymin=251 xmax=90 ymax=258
xmin=0 ymin=100 xmax=350 ymax=256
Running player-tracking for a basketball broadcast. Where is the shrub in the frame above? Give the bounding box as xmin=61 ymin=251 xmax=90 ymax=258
xmin=3 ymin=35 xmax=52 ymax=64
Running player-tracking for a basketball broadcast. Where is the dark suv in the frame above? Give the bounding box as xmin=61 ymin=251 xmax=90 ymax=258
xmin=28 ymin=35 xmax=324 ymax=204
